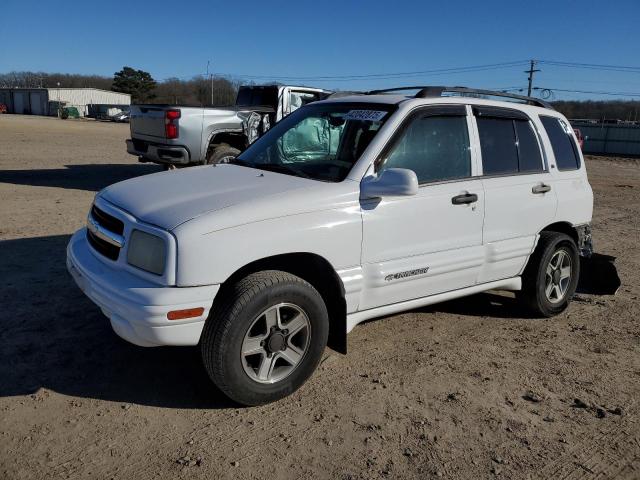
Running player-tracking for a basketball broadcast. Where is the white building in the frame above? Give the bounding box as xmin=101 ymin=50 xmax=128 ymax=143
xmin=0 ymin=87 xmax=131 ymax=117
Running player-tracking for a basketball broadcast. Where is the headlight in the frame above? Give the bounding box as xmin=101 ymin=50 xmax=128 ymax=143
xmin=127 ymin=230 xmax=166 ymax=275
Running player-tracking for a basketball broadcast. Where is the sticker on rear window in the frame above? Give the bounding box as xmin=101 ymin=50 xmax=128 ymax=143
xmin=345 ymin=110 xmax=387 ymax=122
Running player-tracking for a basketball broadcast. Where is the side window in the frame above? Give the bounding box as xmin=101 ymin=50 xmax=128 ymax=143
xmin=540 ymin=116 xmax=580 ymax=170
xmin=289 ymin=91 xmax=320 ymax=113
xmin=477 ymin=117 xmax=519 ymax=174
xmin=477 ymin=116 xmax=544 ymax=175
xmin=514 ymin=120 xmax=544 ymax=172
xmin=379 ymin=114 xmax=471 ymax=184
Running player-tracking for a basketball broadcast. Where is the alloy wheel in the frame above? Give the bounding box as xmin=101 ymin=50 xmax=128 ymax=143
xmin=241 ymin=303 xmax=311 ymax=384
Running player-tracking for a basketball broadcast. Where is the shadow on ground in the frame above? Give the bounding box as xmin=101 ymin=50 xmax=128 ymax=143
xmin=577 ymin=254 xmax=621 ymax=295
xmin=0 ymin=234 xmax=234 ymax=409
xmin=0 ymin=164 xmax=162 ymax=192
xmin=423 ymin=291 xmax=527 ymax=318
xmin=426 ymin=254 xmax=621 ymax=318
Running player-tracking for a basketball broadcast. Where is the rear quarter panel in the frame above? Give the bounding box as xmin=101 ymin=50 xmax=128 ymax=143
xmin=200 ymin=110 xmax=247 ymax=158
xmin=535 ymin=112 xmax=593 ymax=226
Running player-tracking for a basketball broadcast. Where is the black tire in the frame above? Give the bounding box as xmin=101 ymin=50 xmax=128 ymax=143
xmin=517 ymin=231 xmax=580 ymax=317
xmin=200 ymin=271 xmax=329 ymax=406
xmin=205 ymin=144 xmax=240 ymax=165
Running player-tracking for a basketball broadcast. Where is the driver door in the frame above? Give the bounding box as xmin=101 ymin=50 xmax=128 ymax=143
xmin=360 ymin=105 xmax=485 ymax=310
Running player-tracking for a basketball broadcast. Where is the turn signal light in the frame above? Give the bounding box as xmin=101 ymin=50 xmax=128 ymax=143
xmin=167 ymin=307 xmax=204 ymax=321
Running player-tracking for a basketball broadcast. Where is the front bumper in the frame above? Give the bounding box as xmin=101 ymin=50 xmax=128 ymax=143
xmin=126 ymin=139 xmax=190 ymax=165
xmin=66 ymin=229 xmax=218 ymax=347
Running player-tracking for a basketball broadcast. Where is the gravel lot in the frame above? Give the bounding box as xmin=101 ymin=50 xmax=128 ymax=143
xmin=1 ymin=114 xmax=639 ymax=479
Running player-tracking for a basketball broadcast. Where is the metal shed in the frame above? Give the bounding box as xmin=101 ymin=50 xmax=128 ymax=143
xmin=0 ymin=88 xmax=131 ymax=117
xmin=573 ymin=121 xmax=640 ymax=157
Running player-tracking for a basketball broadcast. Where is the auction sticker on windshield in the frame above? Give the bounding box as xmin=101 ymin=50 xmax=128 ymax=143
xmin=345 ymin=110 xmax=388 ymax=122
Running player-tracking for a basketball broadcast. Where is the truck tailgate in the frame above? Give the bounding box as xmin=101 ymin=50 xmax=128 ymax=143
xmin=130 ymin=106 xmax=167 ymax=138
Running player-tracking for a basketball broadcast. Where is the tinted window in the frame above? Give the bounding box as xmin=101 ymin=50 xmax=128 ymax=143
xmin=477 ymin=117 xmax=519 ymax=174
xmin=380 ymin=115 xmax=471 ymax=184
xmin=515 ymin=120 xmax=543 ymax=172
xmin=540 ymin=116 xmax=580 ymax=170
xmin=236 ymin=86 xmax=278 ymax=107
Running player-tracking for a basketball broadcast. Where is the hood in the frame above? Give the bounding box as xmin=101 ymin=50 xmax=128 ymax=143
xmin=100 ymin=164 xmax=313 ymax=230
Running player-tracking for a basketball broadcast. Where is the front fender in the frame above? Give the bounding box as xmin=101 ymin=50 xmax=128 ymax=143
xmin=173 ymin=207 xmax=362 ymax=287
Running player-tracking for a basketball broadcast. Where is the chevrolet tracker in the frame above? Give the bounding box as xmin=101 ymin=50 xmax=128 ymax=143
xmin=67 ymin=86 xmax=593 ymax=406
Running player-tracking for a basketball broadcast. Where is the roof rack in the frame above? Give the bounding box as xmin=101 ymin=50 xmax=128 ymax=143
xmin=366 ymin=85 xmax=553 ymax=109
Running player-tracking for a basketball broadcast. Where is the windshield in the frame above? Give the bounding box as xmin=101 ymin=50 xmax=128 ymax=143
xmin=234 ymin=103 xmax=394 ymax=182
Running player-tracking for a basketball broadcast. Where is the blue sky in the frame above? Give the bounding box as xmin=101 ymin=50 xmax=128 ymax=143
xmin=2 ymin=0 xmax=640 ymax=100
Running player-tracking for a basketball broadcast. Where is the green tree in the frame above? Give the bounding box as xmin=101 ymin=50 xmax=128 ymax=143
xmin=112 ymin=67 xmax=157 ymax=103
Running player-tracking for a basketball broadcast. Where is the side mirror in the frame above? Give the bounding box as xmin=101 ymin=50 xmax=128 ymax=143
xmin=360 ymin=168 xmax=419 ymax=199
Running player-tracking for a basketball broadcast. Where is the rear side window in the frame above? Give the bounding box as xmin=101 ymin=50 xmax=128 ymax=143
xmin=515 ymin=121 xmax=544 ymax=172
xmin=477 ymin=117 xmax=543 ymax=175
xmin=380 ymin=113 xmax=471 ymax=184
xmin=477 ymin=118 xmax=519 ymax=174
xmin=540 ymin=116 xmax=581 ymax=171
xmin=289 ymin=91 xmax=321 ymax=113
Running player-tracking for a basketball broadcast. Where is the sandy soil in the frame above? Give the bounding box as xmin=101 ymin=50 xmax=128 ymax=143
xmin=0 ymin=115 xmax=638 ymax=479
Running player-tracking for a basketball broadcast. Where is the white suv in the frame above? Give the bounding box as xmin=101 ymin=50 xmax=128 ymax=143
xmin=67 ymin=86 xmax=593 ymax=405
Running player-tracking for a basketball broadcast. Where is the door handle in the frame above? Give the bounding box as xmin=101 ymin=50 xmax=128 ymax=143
xmin=532 ymin=183 xmax=551 ymax=194
xmin=451 ymin=193 xmax=478 ymax=205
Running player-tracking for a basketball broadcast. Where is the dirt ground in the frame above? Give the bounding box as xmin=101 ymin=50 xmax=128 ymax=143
xmin=0 ymin=114 xmax=638 ymax=480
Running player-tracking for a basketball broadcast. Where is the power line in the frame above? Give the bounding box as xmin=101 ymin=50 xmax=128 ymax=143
xmin=538 ymin=60 xmax=640 ymax=73
xmin=537 ymin=87 xmax=640 ymax=98
xmin=160 ymin=59 xmax=640 ymax=85
xmin=494 ymin=85 xmax=640 ymax=98
xmin=223 ymin=61 xmax=530 ymax=82
xmin=160 ymin=60 xmax=530 ymax=83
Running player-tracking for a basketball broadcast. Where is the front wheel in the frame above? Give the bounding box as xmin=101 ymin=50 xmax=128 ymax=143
xmin=517 ymin=231 xmax=580 ymax=317
xmin=200 ymin=271 xmax=329 ymax=406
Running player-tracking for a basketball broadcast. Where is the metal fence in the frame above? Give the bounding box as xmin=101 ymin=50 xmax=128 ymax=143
xmin=573 ymin=122 xmax=640 ymax=157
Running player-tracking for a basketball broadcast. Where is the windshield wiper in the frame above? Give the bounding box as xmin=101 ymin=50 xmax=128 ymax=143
xmin=254 ymin=163 xmax=312 ymax=179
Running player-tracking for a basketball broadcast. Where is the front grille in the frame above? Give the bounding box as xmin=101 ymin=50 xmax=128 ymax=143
xmin=91 ymin=205 xmax=124 ymax=234
xmin=87 ymin=229 xmax=120 ymax=260
xmin=87 ymin=205 xmax=124 ymax=260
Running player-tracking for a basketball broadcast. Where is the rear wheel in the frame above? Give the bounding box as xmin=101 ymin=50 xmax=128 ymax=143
xmin=200 ymin=271 xmax=329 ymax=406
xmin=205 ymin=144 xmax=240 ymax=165
xmin=517 ymin=231 xmax=580 ymax=317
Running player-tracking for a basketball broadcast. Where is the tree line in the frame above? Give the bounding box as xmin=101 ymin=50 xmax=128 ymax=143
xmin=1 ymin=68 xmax=640 ymax=120
xmin=0 ymin=68 xmax=239 ymax=107
xmin=550 ymin=100 xmax=640 ymax=122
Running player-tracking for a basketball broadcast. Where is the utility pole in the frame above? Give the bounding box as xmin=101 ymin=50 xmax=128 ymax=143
xmin=525 ymin=59 xmax=540 ymax=97
xmin=206 ymin=60 xmax=214 ymax=106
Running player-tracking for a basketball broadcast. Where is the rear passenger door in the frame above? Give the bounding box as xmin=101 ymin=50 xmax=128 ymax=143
xmin=360 ymin=105 xmax=485 ymax=310
xmin=472 ymin=106 xmax=557 ymax=284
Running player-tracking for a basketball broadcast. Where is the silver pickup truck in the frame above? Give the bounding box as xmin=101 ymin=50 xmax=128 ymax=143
xmin=126 ymin=85 xmax=330 ymax=167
